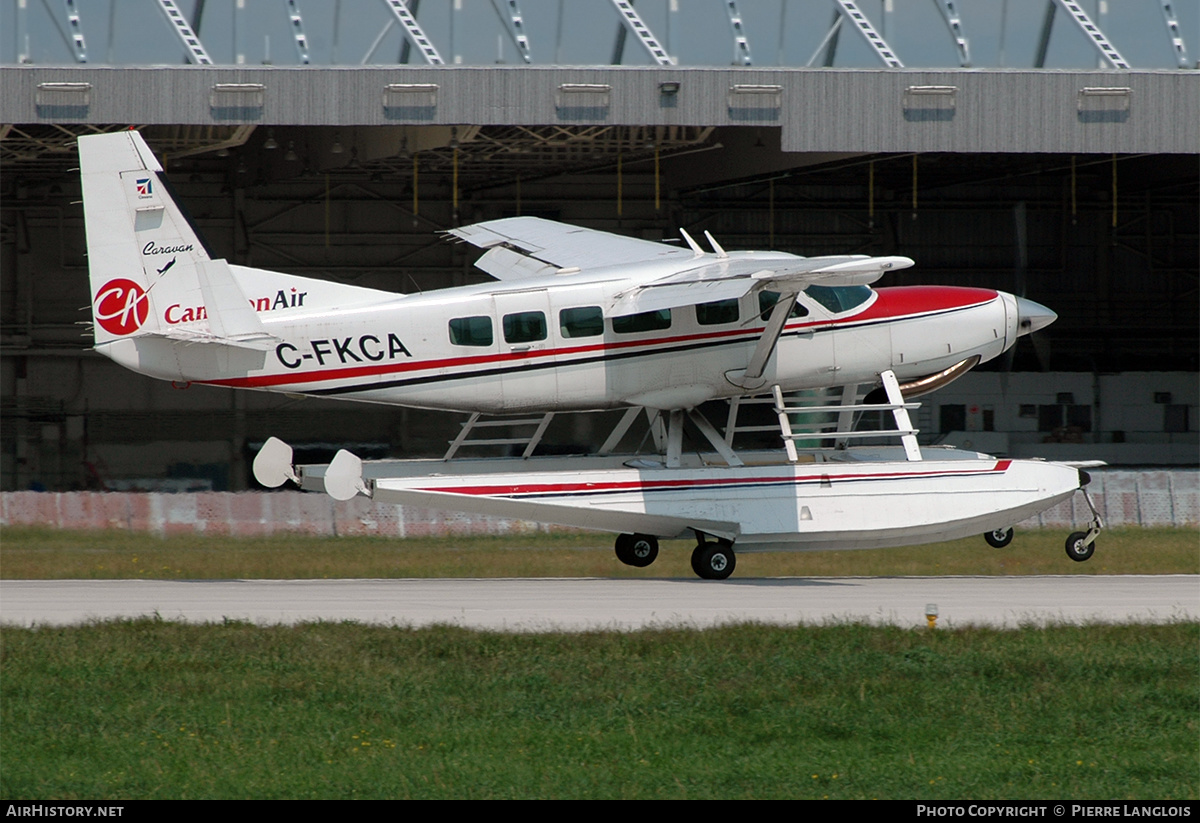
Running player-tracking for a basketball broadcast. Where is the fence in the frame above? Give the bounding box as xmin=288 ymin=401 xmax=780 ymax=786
xmin=1 ymin=470 xmax=1196 ymax=537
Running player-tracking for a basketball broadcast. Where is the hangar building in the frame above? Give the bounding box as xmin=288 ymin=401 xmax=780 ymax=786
xmin=2 ymin=1 xmax=1197 ymax=490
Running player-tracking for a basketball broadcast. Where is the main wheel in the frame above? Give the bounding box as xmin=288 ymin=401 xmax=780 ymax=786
xmin=691 ymin=540 xmax=736 ymax=580
xmin=984 ymin=527 xmax=1014 ymax=548
xmin=1065 ymin=531 xmax=1095 ymax=562
xmin=615 ymin=533 xmax=658 ymax=568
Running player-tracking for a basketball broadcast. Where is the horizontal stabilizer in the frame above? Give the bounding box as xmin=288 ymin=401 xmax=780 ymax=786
xmin=132 ymin=329 xmax=276 ymax=351
xmin=196 ymin=259 xmax=278 ymax=348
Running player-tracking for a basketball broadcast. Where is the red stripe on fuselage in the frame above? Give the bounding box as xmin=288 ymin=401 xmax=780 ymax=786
xmin=200 ymin=285 xmax=1000 ymax=390
xmin=857 ymin=286 xmax=999 ymax=324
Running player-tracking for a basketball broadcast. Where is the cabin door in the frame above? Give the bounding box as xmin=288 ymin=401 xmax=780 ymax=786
xmin=493 ymin=290 xmax=558 ymax=410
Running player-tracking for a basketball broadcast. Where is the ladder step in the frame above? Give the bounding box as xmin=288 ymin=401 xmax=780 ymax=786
xmin=776 ymin=402 xmax=919 ymax=413
xmin=782 ymin=429 xmax=917 ymax=440
xmin=457 ymin=417 xmax=548 ymax=428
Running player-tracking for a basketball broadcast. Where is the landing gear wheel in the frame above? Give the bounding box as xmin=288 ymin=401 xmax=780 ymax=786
xmin=691 ymin=540 xmax=736 ymax=580
xmin=984 ymin=527 xmax=1014 ymax=548
xmin=615 ymin=533 xmax=659 ymax=568
xmin=1065 ymin=531 xmax=1095 ymax=562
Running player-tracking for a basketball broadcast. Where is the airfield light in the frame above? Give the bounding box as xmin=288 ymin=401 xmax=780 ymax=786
xmin=925 ymin=603 xmax=938 ymax=629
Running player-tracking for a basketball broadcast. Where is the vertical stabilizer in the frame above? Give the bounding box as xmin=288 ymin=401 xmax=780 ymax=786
xmin=79 ymin=130 xmax=213 ymax=346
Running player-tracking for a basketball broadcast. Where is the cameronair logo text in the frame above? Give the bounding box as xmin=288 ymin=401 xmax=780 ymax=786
xmin=275 ymin=334 xmax=411 ymax=369
xmin=165 ymin=289 xmax=308 ymax=325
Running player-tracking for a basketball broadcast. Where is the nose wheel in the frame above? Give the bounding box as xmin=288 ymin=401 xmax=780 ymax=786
xmin=691 ymin=539 xmax=736 ymax=580
xmin=1064 ymin=486 xmax=1104 ymax=562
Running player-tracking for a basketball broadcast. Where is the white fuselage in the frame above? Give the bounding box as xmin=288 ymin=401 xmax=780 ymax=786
xmin=96 ymin=259 xmax=1018 ymax=413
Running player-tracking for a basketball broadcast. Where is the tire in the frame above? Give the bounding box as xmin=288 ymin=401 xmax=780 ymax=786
xmin=984 ymin=527 xmax=1014 ymax=549
xmin=628 ymin=534 xmax=658 ymax=567
xmin=1065 ymin=531 xmax=1095 ymax=562
xmin=691 ymin=541 xmax=736 ymax=580
xmin=615 ymin=533 xmax=658 ymax=567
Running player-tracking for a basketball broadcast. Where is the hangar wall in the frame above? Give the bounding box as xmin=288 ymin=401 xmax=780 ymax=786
xmin=2 ymin=66 xmax=1197 ymax=491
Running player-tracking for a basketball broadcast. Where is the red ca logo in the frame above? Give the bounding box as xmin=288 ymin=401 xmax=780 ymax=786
xmin=94 ymin=278 xmax=149 ymax=336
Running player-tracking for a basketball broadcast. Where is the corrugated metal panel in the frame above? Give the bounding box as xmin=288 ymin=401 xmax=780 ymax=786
xmin=2 ymin=66 xmax=1197 ymax=154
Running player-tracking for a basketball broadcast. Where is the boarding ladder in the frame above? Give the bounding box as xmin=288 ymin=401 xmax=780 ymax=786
xmin=443 ymin=412 xmax=555 ymax=460
xmin=724 ymin=370 xmax=922 ymax=463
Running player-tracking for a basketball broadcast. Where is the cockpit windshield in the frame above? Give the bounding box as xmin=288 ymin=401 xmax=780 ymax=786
xmin=804 ymin=285 xmax=873 ymax=314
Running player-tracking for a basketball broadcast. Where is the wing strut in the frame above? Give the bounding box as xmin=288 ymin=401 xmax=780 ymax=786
xmin=726 ymin=292 xmax=800 ymax=391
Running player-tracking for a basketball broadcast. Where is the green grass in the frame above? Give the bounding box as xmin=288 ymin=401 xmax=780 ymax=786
xmin=1 ymin=526 xmax=1196 ymax=579
xmin=1 ymin=621 xmax=1195 ymax=799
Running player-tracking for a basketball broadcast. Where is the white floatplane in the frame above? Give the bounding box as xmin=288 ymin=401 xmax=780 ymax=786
xmin=251 ymin=373 xmax=1104 ymax=579
xmin=79 ymin=129 xmax=1103 ymax=579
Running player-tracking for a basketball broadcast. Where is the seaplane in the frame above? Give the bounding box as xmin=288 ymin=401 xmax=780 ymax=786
xmin=78 ymin=129 xmax=1104 ymax=579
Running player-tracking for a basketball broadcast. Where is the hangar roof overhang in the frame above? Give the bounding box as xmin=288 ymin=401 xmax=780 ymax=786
xmin=2 ymin=65 xmax=1197 ymax=162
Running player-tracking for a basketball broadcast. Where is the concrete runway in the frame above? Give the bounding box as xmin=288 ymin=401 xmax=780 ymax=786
xmin=1 ymin=575 xmax=1196 ymax=631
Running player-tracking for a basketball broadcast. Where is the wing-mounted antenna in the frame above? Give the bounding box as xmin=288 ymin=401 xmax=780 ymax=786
xmin=703 ymin=230 xmax=729 ymax=259
xmin=678 ymin=228 xmax=705 ymax=257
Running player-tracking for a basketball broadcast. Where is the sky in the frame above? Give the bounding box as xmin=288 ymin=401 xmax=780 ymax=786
xmin=3 ymin=0 xmax=1196 ymax=70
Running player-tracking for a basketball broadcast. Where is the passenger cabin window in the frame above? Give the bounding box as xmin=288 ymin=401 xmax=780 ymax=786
xmin=758 ymin=291 xmax=810 ymax=320
xmin=695 ymin=298 xmax=739 ymax=326
xmin=805 ymin=285 xmax=872 ymax=314
xmin=449 ymin=315 xmax=493 ymax=347
xmin=559 ymin=306 xmax=604 ymax=338
xmin=612 ymin=309 xmax=671 ymax=334
xmin=503 ymin=310 xmax=547 ymax=344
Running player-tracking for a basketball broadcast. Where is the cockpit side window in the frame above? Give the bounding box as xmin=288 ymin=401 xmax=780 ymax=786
xmin=758 ymin=291 xmax=810 ymax=320
xmin=805 ymin=285 xmax=872 ymax=314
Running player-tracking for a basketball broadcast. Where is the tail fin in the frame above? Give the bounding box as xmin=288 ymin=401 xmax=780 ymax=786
xmin=79 ymin=130 xmax=216 ymax=346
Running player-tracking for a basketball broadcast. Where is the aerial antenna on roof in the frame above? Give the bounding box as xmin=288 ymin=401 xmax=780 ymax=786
xmin=678 ymin=228 xmax=704 ymax=257
xmin=704 ymin=230 xmax=729 ymax=259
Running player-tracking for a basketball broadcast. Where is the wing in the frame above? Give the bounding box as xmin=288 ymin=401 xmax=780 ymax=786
xmin=609 ymin=253 xmax=915 ymax=315
xmin=447 ymin=216 xmax=696 ymax=276
xmin=448 ymin=216 xmax=914 ymax=314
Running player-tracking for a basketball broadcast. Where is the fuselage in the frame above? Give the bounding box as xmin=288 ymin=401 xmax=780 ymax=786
xmin=97 ymin=259 xmax=1019 ymax=413
xmin=80 ymin=129 xmax=1050 ymax=419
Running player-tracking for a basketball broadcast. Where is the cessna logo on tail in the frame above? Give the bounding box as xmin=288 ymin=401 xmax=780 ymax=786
xmin=94 ymin=279 xmax=149 ymax=335
xmin=142 ymin=241 xmax=194 ymax=256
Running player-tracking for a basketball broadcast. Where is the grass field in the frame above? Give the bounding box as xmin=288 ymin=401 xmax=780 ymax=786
xmin=1 ymin=525 xmax=1196 ymax=579
xmin=1 ymin=621 xmax=1196 ymax=800
xmin=2 ymin=526 xmax=1196 ymax=799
